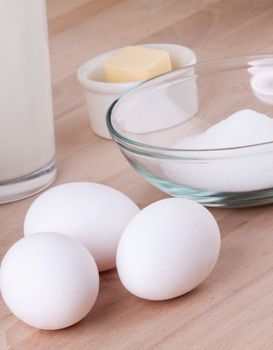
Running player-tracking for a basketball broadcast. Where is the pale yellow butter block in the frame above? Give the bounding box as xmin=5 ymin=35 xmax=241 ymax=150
xmin=105 ymin=46 xmax=172 ymax=83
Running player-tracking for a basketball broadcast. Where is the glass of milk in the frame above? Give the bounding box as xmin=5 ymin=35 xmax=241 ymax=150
xmin=0 ymin=0 xmax=56 ymax=203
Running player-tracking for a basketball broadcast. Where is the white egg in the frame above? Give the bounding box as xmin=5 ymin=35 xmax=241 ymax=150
xmin=116 ymin=198 xmax=220 ymax=301
xmin=24 ymin=182 xmax=139 ymax=271
xmin=0 ymin=232 xmax=99 ymax=330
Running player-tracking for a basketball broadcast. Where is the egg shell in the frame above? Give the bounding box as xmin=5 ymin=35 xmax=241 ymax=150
xmin=116 ymin=198 xmax=220 ymax=301
xmin=0 ymin=232 xmax=99 ymax=330
xmin=24 ymin=182 xmax=139 ymax=271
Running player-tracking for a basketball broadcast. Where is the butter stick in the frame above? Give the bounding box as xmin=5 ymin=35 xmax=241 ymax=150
xmin=105 ymin=46 xmax=172 ymax=83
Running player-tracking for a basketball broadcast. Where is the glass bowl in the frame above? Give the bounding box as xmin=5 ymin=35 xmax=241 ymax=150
xmin=107 ymin=55 xmax=273 ymax=207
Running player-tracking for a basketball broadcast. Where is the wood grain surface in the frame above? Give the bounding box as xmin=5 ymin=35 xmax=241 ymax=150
xmin=1 ymin=0 xmax=273 ymax=349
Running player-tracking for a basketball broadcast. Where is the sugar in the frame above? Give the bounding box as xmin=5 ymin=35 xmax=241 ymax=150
xmin=175 ymin=109 xmax=273 ymax=149
xmin=162 ymin=109 xmax=273 ymax=192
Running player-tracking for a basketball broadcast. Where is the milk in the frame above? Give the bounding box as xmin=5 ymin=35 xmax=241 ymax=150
xmin=0 ymin=0 xmax=55 ymax=182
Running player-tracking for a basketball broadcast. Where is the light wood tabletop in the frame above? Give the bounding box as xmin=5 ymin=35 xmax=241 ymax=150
xmin=1 ymin=0 xmax=273 ymax=349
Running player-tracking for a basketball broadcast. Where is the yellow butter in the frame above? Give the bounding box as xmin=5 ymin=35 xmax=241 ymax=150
xmin=105 ymin=46 xmax=172 ymax=83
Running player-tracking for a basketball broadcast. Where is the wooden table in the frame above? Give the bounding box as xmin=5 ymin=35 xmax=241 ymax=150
xmin=1 ymin=0 xmax=273 ymax=348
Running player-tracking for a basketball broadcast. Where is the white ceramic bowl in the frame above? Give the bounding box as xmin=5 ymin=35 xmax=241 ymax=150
xmin=77 ymin=43 xmax=196 ymax=139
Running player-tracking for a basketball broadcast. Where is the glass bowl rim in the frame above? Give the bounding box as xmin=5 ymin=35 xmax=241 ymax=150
xmin=106 ymin=53 xmax=273 ymax=154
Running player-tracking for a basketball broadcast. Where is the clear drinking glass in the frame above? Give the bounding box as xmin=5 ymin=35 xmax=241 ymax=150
xmin=0 ymin=0 xmax=56 ymax=203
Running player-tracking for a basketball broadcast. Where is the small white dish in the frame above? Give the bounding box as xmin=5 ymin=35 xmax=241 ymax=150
xmin=77 ymin=43 xmax=196 ymax=139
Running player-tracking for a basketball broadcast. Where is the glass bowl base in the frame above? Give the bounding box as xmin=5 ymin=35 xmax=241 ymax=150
xmin=140 ymin=171 xmax=273 ymax=208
